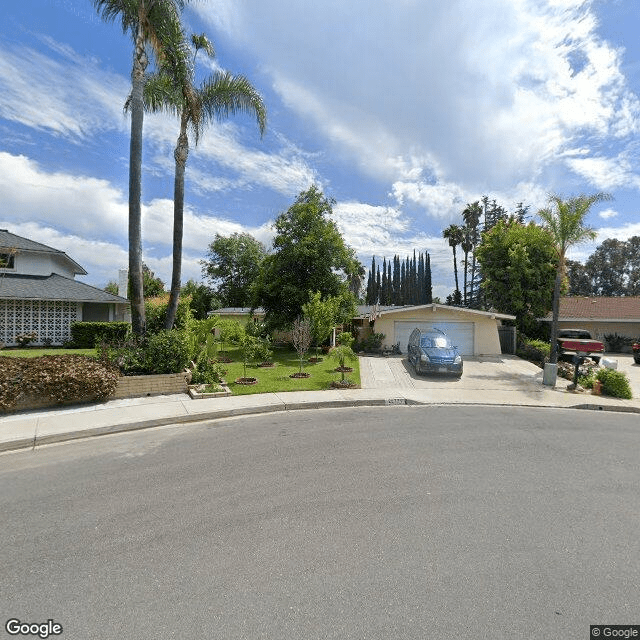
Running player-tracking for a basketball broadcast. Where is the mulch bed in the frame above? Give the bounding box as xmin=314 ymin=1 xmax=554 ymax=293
xmin=334 ymin=366 xmax=353 ymax=373
xmin=289 ymin=372 xmax=311 ymax=379
xmin=235 ymin=377 xmax=258 ymax=385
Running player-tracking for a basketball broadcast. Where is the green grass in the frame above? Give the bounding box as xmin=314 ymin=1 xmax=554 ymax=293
xmin=0 ymin=348 xmax=97 ymax=358
xmin=218 ymin=346 xmax=360 ymax=395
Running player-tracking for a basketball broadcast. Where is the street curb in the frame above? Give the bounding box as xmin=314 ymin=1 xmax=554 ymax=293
xmin=1 ymin=396 xmax=637 ymax=454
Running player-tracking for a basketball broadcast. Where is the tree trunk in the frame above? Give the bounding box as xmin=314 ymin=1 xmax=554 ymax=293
xmin=452 ymin=247 xmax=459 ymax=294
xmin=128 ymin=24 xmax=148 ymax=336
xmin=549 ymin=267 xmax=563 ymax=364
xmin=164 ymin=118 xmax=189 ymax=330
xmin=463 ymin=249 xmax=468 ymax=306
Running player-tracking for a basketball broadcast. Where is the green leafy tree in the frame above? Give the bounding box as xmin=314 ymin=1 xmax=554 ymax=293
xmin=238 ymin=334 xmax=262 ymax=379
xmin=255 ymin=186 xmax=358 ymax=330
xmin=565 ymin=260 xmax=593 ymax=296
xmin=104 ymin=281 xmax=119 ymax=295
xmin=94 ymin=0 xmax=194 ymax=336
xmin=216 ymin=318 xmax=245 ymax=356
xmin=138 ymin=33 xmax=266 ymax=329
xmin=585 ymin=238 xmax=629 ymax=296
xmin=538 ymin=193 xmax=611 ymax=364
xmin=141 ymin=263 xmax=165 ymax=298
xmin=475 ymin=220 xmax=558 ymax=334
xmin=180 ymin=279 xmax=220 ymax=319
xmin=202 ymin=233 xmax=267 ymax=307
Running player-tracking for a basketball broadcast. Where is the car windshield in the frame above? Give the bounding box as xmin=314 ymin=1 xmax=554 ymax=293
xmin=420 ymin=336 xmax=450 ymax=349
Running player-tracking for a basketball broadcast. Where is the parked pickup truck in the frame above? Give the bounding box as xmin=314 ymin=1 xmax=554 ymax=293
xmin=557 ymin=329 xmax=605 ymax=364
xmin=633 ymin=341 xmax=640 ymax=365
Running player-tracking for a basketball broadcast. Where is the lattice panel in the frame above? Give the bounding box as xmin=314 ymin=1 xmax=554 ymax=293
xmin=0 ymin=300 xmax=79 ymax=345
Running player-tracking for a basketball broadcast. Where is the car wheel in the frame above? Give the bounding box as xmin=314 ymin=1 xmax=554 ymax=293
xmin=634 ymin=357 xmax=640 ymax=365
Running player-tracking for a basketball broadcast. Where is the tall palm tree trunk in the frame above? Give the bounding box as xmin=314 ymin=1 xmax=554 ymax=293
xmin=452 ymin=247 xmax=460 ymax=293
xmin=549 ymin=267 xmax=563 ymax=364
xmin=463 ymin=248 xmax=468 ymax=305
xmin=164 ymin=117 xmax=189 ymax=329
xmin=129 ymin=23 xmax=148 ymax=336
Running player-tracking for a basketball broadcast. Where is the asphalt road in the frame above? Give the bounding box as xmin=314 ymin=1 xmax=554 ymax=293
xmin=1 ymin=406 xmax=639 ymax=640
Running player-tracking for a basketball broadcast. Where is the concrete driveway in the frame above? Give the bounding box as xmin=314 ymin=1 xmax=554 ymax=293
xmin=359 ymin=353 xmax=640 ymax=399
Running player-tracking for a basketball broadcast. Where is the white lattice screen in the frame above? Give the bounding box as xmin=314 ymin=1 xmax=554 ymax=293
xmin=0 ymin=300 xmax=80 ymax=345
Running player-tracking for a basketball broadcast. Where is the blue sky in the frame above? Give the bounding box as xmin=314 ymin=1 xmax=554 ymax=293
xmin=1 ymin=0 xmax=639 ymax=300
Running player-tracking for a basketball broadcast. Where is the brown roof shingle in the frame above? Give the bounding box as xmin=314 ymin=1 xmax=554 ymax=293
xmin=542 ymin=297 xmax=640 ymax=321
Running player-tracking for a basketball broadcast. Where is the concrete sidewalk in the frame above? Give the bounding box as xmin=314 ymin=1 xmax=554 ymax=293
xmin=2 ymin=355 xmax=639 ymax=453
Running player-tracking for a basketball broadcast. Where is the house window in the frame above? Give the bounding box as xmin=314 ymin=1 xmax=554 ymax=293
xmin=0 ymin=252 xmax=15 ymax=269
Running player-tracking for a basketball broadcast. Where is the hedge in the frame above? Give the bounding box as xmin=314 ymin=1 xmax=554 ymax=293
xmin=70 ymin=322 xmax=130 ymax=348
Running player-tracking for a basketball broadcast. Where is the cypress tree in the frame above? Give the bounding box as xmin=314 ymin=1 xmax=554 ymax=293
xmin=393 ymin=256 xmax=400 ymax=304
xmin=381 ymin=257 xmax=388 ymax=305
xmin=425 ymin=252 xmax=432 ymax=303
xmin=376 ymin=266 xmax=381 ymax=304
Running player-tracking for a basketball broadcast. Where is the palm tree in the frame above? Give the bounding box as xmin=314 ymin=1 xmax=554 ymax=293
xmin=443 ymin=224 xmax=464 ymax=302
xmin=462 ymin=201 xmax=482 ymax=307
xmin=93 ymin=0 xmax=194 ymax=336
xmin=538 ymin=193 xmax=611 ymax=365
xmin=140 ymin=33 xmax=266 ymax=329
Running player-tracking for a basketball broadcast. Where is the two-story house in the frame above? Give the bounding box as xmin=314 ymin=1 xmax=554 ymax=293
xmin=0 ymin=229 xmax=129 ymax=346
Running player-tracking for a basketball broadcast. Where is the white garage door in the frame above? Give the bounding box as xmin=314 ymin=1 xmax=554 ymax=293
xmin=394 ymin=321 xmax=475 ymax=356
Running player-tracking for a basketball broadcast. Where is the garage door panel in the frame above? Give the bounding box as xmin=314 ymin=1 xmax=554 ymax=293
xmin=394 ymin=321 xmax=474 ymax=355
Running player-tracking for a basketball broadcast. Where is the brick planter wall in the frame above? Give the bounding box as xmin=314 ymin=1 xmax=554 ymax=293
xmin=112 ymin=372 xmax=189 ymax=399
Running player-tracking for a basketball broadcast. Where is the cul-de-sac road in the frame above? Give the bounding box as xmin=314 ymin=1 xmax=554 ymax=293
xmin=2 ymin=405 xmax=639 ymax=640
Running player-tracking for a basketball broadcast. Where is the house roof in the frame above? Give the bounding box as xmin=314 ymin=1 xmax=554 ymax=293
xmin=355 ymin=303 xmax=516 ymax=321
xmin=0 ymin=273 xmax=129 ymax=303
xmin=211 ymin=304 xmax=516 ymax=321
xmin=213 ymin=307 xmax=262 ymax=315
xmin=541 ymin=297 xmax=640 ymax=322
xmin=0 ymin=229 xmax=87 ymax=275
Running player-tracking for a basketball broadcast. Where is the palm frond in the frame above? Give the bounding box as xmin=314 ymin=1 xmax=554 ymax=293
xmin=199 ymin=71 xmax=267 ymax=136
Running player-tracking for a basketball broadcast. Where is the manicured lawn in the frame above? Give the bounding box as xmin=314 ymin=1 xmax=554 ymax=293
xmin=218 ymin=346 xmax=360 ymax=395
xmin=0 ymin=348 xmax=97 ymax=358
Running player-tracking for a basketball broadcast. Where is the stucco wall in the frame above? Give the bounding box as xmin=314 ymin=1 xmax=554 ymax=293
xmin=372 ymin=306 xmax=504 ymax=356
xmin=15 ymin=252 xmax=76 ymax=278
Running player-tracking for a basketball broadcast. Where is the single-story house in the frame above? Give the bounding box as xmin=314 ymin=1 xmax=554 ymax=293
xmin=211 ymin=304 xmax=516 ymax=356
xmin=0 ymin=230 xmax=129 ymax=346
xmin=540 ymin=297 xmax=640 ymax=349
xmin=352 ymin=304 xmax=515 ymax=356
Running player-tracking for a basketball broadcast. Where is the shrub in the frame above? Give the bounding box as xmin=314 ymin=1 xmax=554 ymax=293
xmin=144 ymin=330 xmax=193 ymax=374
xmin=145 ymin=295 xmax=193 ymax=334
xmin=98 ymin=330 xmax=193 ymax=375
xmin=356 ymin=332 xmax=385 ymax=352
xmin=603 ymin=333 xmax=634 ymax=353
xmin=191 ymin=359 xmax=226 ymax=385
xmin=15 ymin=332 xmax=38 ymax=347
xmin=70 ymin=321 xmax=130 ymax=348
xmin=516 ymin=337 xmax=550 ymax=366
xmin=596 ymin=368 xmax=632 ymax=399
xmin=0 ymin=355 xmax=119 ymax=411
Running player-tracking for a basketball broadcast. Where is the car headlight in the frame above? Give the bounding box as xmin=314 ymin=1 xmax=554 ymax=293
xmin=454 ymin=355 xmax=462 ymax=364
xmin=420 ymin=354 xmax=429 ymax=363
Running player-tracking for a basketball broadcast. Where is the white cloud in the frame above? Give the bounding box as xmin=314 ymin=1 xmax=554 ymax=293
xmin=196 ymin=0 xmax=640 ymax=208
xmin=566 ymin=154 xmax=640 ymax=190
xmin=0 ymin=152 xmax=127 ymax=237
xmin=599 ymin=208 xmax=618 ymax=220
xmin=0 ymin=38 xmax=128 ymax=139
